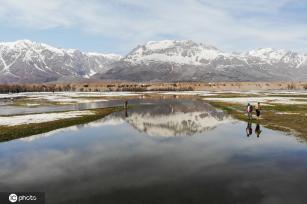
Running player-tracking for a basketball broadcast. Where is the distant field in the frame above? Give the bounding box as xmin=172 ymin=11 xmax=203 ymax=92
xmin=1 ymin=90 xmax=307 ymax=142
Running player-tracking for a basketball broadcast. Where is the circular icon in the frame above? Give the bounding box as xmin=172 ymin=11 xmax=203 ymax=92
xmin=9 ymin=194 xmax=18 ymax=203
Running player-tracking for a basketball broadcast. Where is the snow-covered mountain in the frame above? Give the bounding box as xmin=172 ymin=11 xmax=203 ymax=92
xmin=101 ymin=40 xmax=307 ymax=82
xmin=125 ymin=40 xmax=228 ymax=65
xmin=1 ymin=39 xmax=307 ymax=83
xmin=0 ymin=40 xmax=122 ymax=83
xmin=124 ymin=40 xmax=307 ymax=68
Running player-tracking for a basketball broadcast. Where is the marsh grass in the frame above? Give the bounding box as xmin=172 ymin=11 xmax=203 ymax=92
xmin=207 ymin=101 xmax=307 ymax=138
xmin=0 ymin=106 xmax=124 ymax=142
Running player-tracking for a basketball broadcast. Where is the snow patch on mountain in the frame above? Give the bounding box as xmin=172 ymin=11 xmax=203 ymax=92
xmin=1 ymin=39 xmax=307 ymax=83
xmin=241 ymin=48 xmax=307 ymax=67
xmin=0 ymin=40 xmax=123 ymax=82
xmin=84 ymin=69 xmax=97 ymax=79
xmin=123 ymin=40 xmax=307 ymax=69
xmin=125 ymin=40 xmax=228 ymax=65
xmin=145 ymin=40 xmax=182 ymax=50
xmin=87 ymin=52 xmax=122 ymax=60
xmin=245 ymin=48 xmax=288 ymax=62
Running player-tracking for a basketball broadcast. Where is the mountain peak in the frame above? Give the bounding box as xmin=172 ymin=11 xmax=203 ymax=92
xmin=143 ymin=40 xmax=218 ymax=51
xmin=0 ymin=40 xmax=122 ymax=83
xmin=14 ymin=39 xmax=33 ymax=44
xmin=125 ymin=40 xmax=223 ymax=65
xmin=0 ymin=39 xmax=34 ymax=48
xmin=0 ymin=40 xmax=66 ymax=55
xmin=0 ymin=40 xmax=123 ymax=59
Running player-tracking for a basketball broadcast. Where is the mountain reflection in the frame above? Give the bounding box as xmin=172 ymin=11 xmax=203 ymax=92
xmin=110 ymin=99 xmax=231 ymax=137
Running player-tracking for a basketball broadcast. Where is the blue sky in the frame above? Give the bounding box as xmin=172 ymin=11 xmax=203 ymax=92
xmin=0 ymin=0 xmax=306 ymax=55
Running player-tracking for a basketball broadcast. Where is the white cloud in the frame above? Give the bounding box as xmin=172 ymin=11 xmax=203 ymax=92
xmin=0 ymin=0 xmax=306 ymax=53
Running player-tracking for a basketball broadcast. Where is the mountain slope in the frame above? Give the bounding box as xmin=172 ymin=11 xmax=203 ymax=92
xmin=0 ymin=40 xmax=122 ymax=83
xmin=1 ymin=40 xmax=307 ymax=83
xmin=100 ymin=40 xmax=307 ymax=82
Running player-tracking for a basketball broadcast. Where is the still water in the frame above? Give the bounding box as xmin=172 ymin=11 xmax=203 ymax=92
xmin=0 ymin=100 xmax=124 ymax=116
xmin=0 ymin=99 xmax=307 ymax=204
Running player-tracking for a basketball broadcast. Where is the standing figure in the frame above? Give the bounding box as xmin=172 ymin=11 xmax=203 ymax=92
xmin=124 ymin=100 xmax=128 ymax=109
xmin=246 ymin=103 xmax=253 ymax=120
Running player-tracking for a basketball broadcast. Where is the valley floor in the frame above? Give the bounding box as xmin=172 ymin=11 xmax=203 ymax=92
xmin=0 ymin=90 xmax=306 ymax=142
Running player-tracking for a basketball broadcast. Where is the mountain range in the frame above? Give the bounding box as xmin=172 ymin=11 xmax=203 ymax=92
xmin=1 ymin=39 xmax=307 ymax=83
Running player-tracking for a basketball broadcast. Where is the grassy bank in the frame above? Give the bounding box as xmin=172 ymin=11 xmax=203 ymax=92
xmin=0 ymin=106 xmax=124 ymax=142
xmin=207 ymin=100 xmax=307 ymax=138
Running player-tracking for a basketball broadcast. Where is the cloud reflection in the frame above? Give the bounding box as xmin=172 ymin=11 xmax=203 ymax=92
xmin=1 ymin=99 xmax=307 ymax=203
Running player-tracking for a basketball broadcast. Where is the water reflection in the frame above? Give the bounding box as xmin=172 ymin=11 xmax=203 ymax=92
xmin=246 ymin=122 xmax=262 ymax=138
xmin=0 ymin=99 xmax=307 ymax=204
xmin=246 ymin=122 xmax=253 ymax=137
xmin=255 ymin=124 xmax=262 ymax=138
xmin=0 ymin=100 xmax=124 ymax=115
xmin=109 ymin=99 xmax=231 ymax=137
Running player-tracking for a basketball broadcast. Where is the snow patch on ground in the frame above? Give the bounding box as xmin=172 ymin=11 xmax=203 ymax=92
xmin=0 ymin=92 xmax=143 ymax=105
xmin=26 ymin=103 xmax=40 ymax=107
xmin=0 ymin=110 xmax=93 ymax=126
xmin=28 ymin=95 xmax=108 ymax=104
xmin=275 ymin=112 xmax=300 ymax=115
xmin=0 ymin=92 xmax=141 ymax=99
xmin=160 ymin=91 xmax=216 ymax=96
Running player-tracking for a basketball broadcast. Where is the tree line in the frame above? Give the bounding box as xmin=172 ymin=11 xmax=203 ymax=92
xmin=0 ymin=83 xmax=196 ymax=93
xmin=0 ymin=84 xmax=75 ymax=93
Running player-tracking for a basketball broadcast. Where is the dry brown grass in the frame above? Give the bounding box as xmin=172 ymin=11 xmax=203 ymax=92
xmin=208 ymin=101 xmax=307 ymax=139
xmin=1 ymin=81 xmax=307 ymax=93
